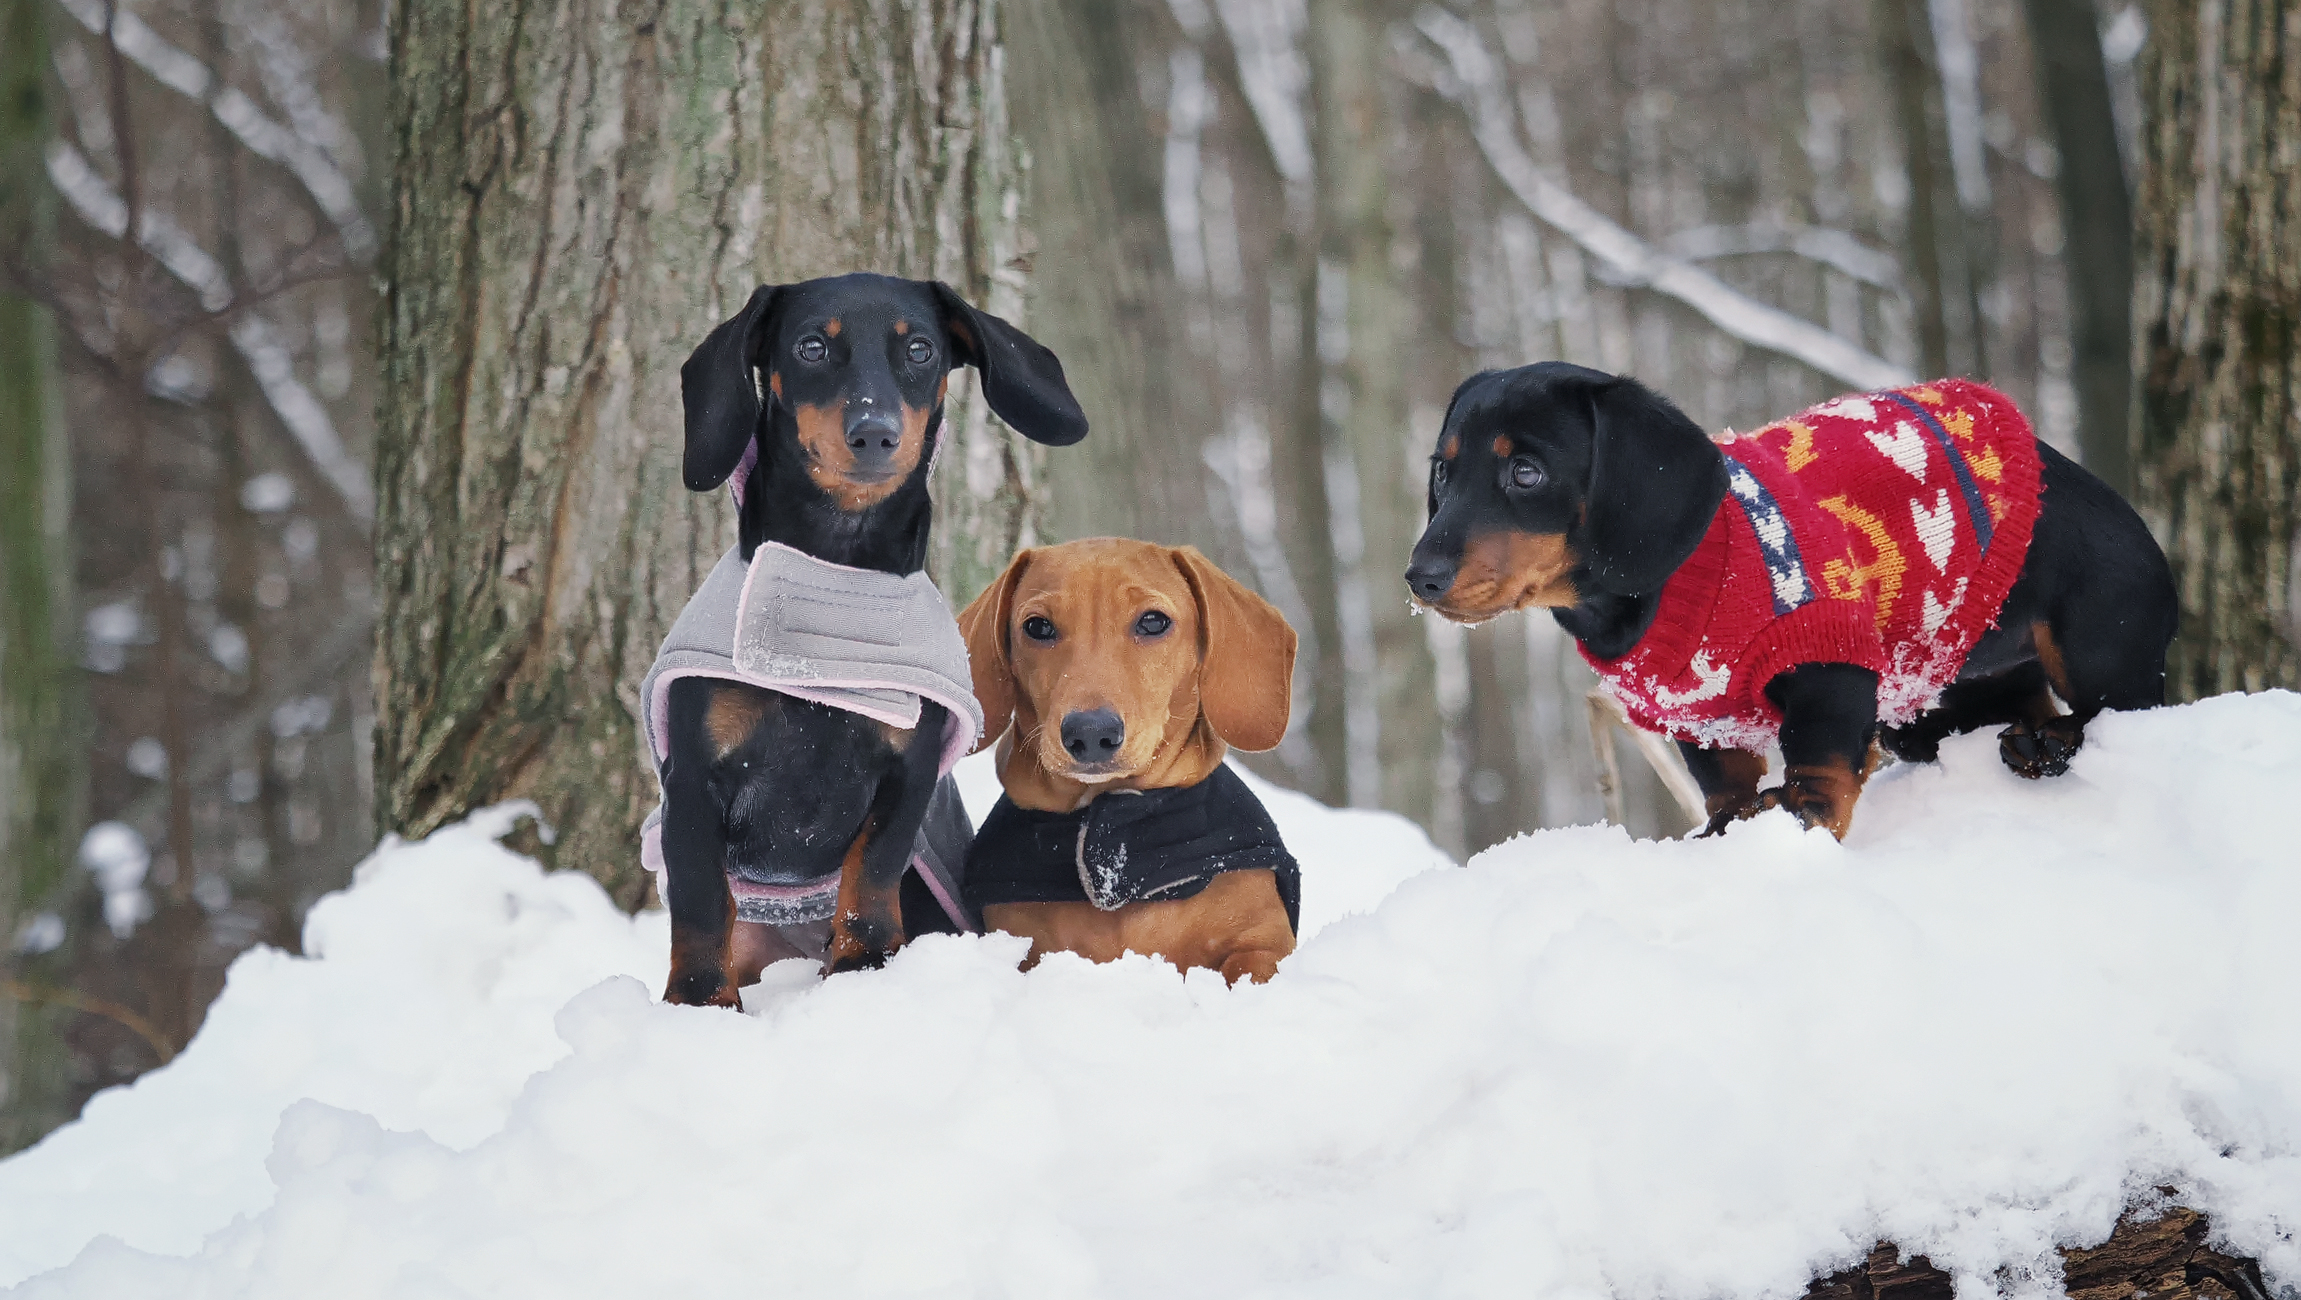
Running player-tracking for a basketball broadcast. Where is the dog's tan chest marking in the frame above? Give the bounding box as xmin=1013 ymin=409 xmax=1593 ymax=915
xmin=704 ymin=687 xmax=772 ymax=760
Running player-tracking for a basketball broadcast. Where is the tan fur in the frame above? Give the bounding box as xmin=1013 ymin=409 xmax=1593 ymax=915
xmin=703 ymin=686 xmax=772 ymax=759
xmin=1426 ymin=530 xmax=1581 ymax=622
xmin=822 ymin=828 xmax=901 ymax=973
xmin=2033 ymin=620 xmax=2072 ymax=705
xmin=984 ymin=870 xmax=1296 ymax=985
xmin=793 ymin=400 xmax=926 ymax=510
xmin=1701 ymin=748 xmax=1769 ymax=820
xmin=958 ymin=538 xmax=1300 ymax=984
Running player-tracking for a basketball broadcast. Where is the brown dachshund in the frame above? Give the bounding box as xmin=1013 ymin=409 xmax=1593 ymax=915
xmin=956 ymin=539 xmax=1302 ymax=984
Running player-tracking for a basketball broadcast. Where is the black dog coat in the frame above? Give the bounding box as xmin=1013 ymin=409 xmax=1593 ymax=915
xmin=964 ymin=765 xmax=1301 ymax=934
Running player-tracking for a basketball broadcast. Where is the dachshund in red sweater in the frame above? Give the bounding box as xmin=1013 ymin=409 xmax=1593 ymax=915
xmin=1404 ymin=363 xmax=2177 ymax=839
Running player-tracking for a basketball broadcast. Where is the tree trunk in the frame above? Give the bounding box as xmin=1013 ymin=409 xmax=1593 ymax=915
xmin=1307 ymin=0 xmax=1441 ymax=814
xmin=1874 ymin=0 xmax=1987 ymax=379
xmin=2022 ymin=0 xmax=2136 ymax=495
xmin=376 ymin=0 xmax=1034 ymax=901
xmin=1007 ymin=0 xmax=1224 ymax=556
xmin=1 ymin=0 xmax=87 ymax=1153
xmin=2133 ymin=0 xmax=2301 ymax=698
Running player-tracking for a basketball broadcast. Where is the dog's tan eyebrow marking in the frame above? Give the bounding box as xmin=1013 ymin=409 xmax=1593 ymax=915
xmin=1492 ymin=434 xmax=1513 ymax=457
xmin=1441 ymin=434 xmax=1460 ymax=460
xmin=823 ymin=318 xmax=842 ymax=338
xmin=893 ymin=320 xmax=909 ymax=336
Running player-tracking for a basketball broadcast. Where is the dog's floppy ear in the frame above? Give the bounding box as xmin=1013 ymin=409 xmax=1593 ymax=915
xmin=930 ymin=282 xmax=1089 ymax=447
xmin=1575 ymin=375 xmax=1729 ymax=596
xmin=1171 ymin=546 xmax=1296 ymax=752
xmin=957 ymin=550 xmax=1033 ymax=753
xmin=680 ymin=285 xmax=781 ymax=492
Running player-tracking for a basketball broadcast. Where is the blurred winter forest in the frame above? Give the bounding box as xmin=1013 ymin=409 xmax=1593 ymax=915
xmin=3 ymin=0 xmax=2291 ymax=1151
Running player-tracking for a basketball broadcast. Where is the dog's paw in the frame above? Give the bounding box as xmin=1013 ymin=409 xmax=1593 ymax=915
xmin=1877 ymin=723 xmax=1942 ymax=765
xmin=1701 ymin=774 xmax=1856 ymax=840
xmin=820 ymin=917 xmax=901 ymax=977
xmin=821 ymin=948 xmax=891 ymax=976
xmin=662 ymin=968 xmax=742 ymax=1009
xmin=1697 ymin=792 xmax=1767 ymax=837
xmin=1998 ymin=715 xmax=2083 ymax=779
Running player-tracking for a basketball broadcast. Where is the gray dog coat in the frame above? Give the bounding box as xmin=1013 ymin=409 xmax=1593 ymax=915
xmin=639 ymin=542 xmax=985 ymax=929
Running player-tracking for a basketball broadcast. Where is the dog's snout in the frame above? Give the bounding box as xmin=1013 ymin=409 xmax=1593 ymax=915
xmin=1405 ymin=554 xmax=1458 ymax=602
xmin=846 ymin=411 xmax=902 ymax=455
xmin=1059 ymin=708 xmax=1126 ymax=763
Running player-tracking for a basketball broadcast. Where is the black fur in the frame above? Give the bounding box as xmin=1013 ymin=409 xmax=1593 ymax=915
xmin=660 ymin=274 xmax=1085 ymax=1001
xmin=1406 ymin=361 xmax=2177 ymax=835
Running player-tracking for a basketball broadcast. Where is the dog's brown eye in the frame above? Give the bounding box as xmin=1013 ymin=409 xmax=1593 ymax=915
xmin=1430 ymin=461 xmax=1449 ymax=490
xmin=906 ymin=336 xmax=934 ymax=365
xmin=795 ymin=336 xmax=828 ymax=364
xmin=1022 ymin=615 xmax=1057 ymax=642
xmin=1134 ymin=610 xmax=1172 ymax=638
xmin=1509 ymin=455 xmax=1546 ymax=490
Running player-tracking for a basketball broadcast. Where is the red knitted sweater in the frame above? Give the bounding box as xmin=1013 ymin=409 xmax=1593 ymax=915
xmin=1582 ymin=380 xmax=2045 ymax=750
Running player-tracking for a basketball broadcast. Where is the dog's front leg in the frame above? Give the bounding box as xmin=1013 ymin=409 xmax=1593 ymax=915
xmin=823 ymin=707 xmax=948 ymax=975
xmin=1742 ymin=662 xmax=1879 ymax=840
xmin=1679 ymin=742 xmax=1769 ymax=835
xmin=661 ymin=686 xmax=742 ymax=1006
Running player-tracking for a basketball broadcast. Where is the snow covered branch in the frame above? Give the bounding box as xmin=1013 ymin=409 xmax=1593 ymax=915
xmin=1413 ymin=8 xmax=1916 ymax=392
xmin=47 ymin=141 xmax=376 ymax=523
xmin=1662 ymin=223 xmax=1905 ymax=292
xmin=53 ymin=0 xmax=376 ymax=261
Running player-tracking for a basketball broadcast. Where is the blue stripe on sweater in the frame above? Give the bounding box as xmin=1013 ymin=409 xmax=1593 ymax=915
xmin=1879 ymin=391 xmax=1993 ymax=554
xmin=1717 ymin=446 xmax=1814 ymax=617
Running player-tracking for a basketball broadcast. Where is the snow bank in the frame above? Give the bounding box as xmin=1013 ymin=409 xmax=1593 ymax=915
xmin=3 ymin=696 xmax=2297 ymax=1298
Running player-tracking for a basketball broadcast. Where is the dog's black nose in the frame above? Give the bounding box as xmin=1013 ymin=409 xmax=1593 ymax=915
xmin=1404 ymin=556 xmax=1457 ymax=602
xmin=845 ymin=412 xmax=903 ymax=462
xmin=1060 ymin=708 xmax=1125 ymax=763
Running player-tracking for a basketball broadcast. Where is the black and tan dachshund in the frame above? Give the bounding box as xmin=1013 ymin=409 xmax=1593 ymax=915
xmin=661 ymin=273 xmax=1085 ymax=1006
xmin=1405 ymin=362 xmax=2176 ymax=839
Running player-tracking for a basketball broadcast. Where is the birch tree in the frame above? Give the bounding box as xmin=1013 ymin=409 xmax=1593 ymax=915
xmin=375 ymin=0 xmax=1041 ymax=900
xmin=2133 ymin=0 xmax=2301 ymax=697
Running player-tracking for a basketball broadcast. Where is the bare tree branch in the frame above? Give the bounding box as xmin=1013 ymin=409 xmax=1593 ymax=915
xmin=1662 ymin=223 xmax=1906 ymax=292
xmin=1414 ymin=7 xmax=1916 ymax=392
xmin=47 ymin=141 xmax=376 ymax=522
xmin=53 ymin=0 xmax=376 ymax=260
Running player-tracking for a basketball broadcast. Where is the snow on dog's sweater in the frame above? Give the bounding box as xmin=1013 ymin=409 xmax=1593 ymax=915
xmin=638 ymin=542 xmax=984 ymax=927
xmin=1584 ymin=380 xmax=2044 ymax=751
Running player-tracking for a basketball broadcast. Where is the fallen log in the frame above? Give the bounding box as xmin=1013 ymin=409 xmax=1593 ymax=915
xmin=1804 ymin=1206 xmax=2272 ymax=1300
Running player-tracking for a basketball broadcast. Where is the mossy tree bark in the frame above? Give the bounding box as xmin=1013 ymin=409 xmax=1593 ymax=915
xmin=2133 ymin=0 xmax=2301 ymax=698
xmin=1 ymin=0 xmax=86 ymax=1152
xmin=376 ymin=0 xmax=1035 ymax=902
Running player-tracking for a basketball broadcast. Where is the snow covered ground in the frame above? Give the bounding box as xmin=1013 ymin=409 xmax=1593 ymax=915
xmin=2 ymin=694 xmax=2296 ymax=1299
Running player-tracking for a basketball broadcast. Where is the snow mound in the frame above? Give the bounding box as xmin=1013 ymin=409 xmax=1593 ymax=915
xmin=3 ymin=696 xmax=2298 ymax=1298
